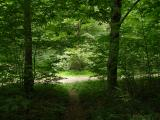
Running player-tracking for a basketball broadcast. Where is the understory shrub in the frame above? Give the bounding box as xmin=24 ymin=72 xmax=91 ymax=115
xmin=57 ymin=48 xmax=92 ymax=71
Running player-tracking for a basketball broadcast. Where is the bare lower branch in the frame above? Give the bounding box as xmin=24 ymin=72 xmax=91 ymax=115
xmin=120 ymin=0 xmax=141 ymax=25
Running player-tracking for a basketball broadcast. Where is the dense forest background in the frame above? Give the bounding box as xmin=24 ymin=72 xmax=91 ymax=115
xmin=0 ymin=0 xmax=160 ymax=120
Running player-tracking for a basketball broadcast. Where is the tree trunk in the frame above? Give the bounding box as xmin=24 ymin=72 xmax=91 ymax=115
xmin=23 ymin=0 xmax=33 ymax=95
xmin=107 ymin=0 xmax=141 ymax=90
xmin=107 ymin=0 xmax=122 ymax=90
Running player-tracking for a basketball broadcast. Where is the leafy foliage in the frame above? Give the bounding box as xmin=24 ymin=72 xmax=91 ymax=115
xmin=0 ymin=84 xmax=68 ymax=120
xmin=0 ymin=0 xmax=160 ymax=119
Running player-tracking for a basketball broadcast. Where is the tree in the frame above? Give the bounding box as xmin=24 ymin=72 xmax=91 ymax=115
xmin=23 ymin=0 xmax=33 ymax=95
xmin=70 ymin=0 xmax=141 ymax=90
xmin=107 ymin=0 xmax=141 ymax=90
xmin=107 ymin=0 xmax=122 ymax=90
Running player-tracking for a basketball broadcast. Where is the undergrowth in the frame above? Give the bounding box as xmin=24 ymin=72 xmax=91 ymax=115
xmin=0 ymin=83 xmax=69 ymax=120
xmin=65 ymin=78 xmax=160 ymax=120
xmin=0 ymin=77 xmax=160 ymax=120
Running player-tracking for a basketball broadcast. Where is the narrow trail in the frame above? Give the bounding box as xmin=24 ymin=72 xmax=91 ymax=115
xmin=59 ymin=76 xmax=97 ymax=83
xmin=64 ymin=89 xmax=85 ymax=120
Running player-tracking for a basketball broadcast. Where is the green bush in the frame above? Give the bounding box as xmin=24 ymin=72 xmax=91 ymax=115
xmin=57 ymin=48 xmax=92 ymax=71
xmin=88 ymin=35 xmax=109 ymax=77
xmin=35 ymin=50 xmax=60 ymax=79
xmin=0 ymin=64 xmax=18 ymax=85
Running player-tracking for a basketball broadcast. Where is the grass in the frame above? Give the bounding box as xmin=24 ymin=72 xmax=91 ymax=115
xmin=57 ymin=70 xmax=94 ymax=77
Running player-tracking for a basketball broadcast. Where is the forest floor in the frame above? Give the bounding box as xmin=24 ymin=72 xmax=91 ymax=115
xmin=61 ymin=76 xmax=95 ymax=120
xmin=64 ymin=89 xmax=85 ymax=120
xmin=0 ymin=77 xmax=160 ymax=120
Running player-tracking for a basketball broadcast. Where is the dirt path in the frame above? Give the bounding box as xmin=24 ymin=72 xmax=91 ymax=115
xmin=64 ymin=89 xmax=85 ymax=120
xmin=59 ymin=76 xmax=97 ymax=83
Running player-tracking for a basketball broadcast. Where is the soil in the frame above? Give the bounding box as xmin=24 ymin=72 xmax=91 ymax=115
xmin=59 ymin=76 xmax=97 ymax=83
xmin=64 ymin=89 xmax=85 ymax=120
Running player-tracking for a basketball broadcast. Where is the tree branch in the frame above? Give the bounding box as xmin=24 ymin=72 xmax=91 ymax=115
xmin=120 ymin=0 xmax=141 ymax=25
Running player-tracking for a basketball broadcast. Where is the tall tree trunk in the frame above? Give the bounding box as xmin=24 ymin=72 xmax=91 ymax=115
xmin=107 ymin=0 xmax=141 ymax=90
xmin=107 ymin=0 xmax=122 ymax=90
xmin=23 ymin=0 xmax=33 ymax=95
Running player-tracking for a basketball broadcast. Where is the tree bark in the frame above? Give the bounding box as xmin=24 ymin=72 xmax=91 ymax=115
xmin=107 ymin=0 xmax=141 ymax=90
xmin=23 ymin=0 xmax=33 ymax=95
xmin=107 ymin=0 xmax=122 ymax=90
